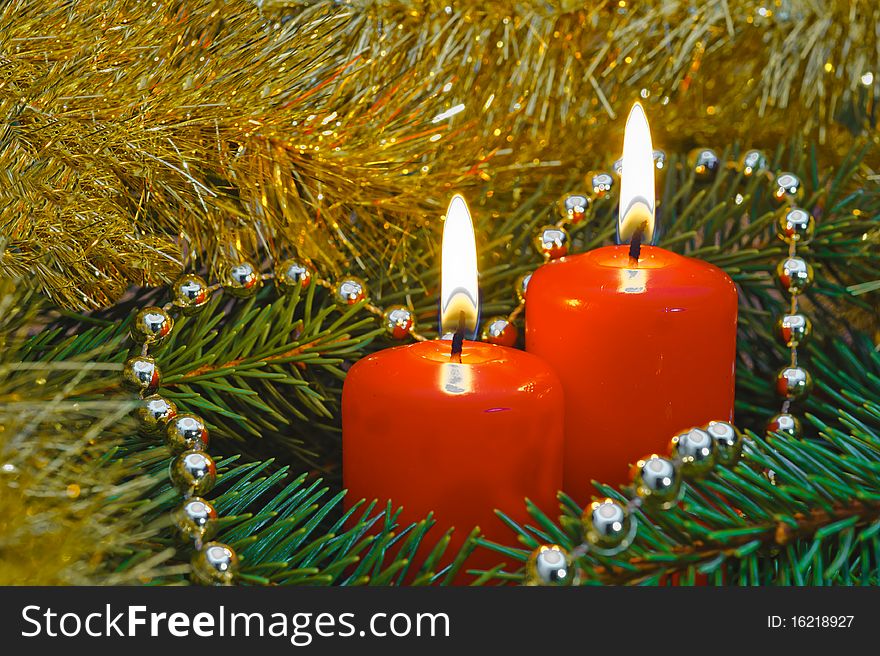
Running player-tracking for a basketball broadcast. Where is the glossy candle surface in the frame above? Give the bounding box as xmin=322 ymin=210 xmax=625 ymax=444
xmin=342 ymin=339 xmax=563 ymax=573
xmin=526 ymin=244 xmax=737 ymax=498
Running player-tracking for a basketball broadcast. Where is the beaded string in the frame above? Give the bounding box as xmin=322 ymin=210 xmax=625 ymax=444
xmin=766 ymin=200 xmax=815 ymax=438
xmin=124 ymin=293 xmax=234 ymax=585
xmin=127 ymin=268 xmax=745 ymax=588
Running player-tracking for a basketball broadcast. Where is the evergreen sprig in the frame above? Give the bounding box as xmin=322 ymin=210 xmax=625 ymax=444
xmin=122 ymin=443 xmax=477 ymax=586
xmin=155 ymin=281 xmax=382 ymax=469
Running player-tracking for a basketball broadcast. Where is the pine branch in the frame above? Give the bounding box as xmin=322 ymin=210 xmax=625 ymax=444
xmin=118 ymin=440 xmax=480 ymax=585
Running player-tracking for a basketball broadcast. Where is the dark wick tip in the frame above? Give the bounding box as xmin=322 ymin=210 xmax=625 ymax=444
xmin=629 ymin=221 xmax=648 ymax=262
xmin=450 ymin=310 xmax=465 ymax=362
xmin=451 ymin=330 xmax=464 ymax=359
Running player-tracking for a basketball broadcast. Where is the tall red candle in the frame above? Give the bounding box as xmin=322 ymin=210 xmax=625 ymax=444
xmin=343 ymin=195 xmax=564 ymax=576
xmin=526 ymin=104 xmax=737 ymax=498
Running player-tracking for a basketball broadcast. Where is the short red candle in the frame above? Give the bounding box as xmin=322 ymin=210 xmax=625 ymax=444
xmin=343 ymin=193 xmax=564 ymax=579
xmin=342 ymin=338 xmax=564 ymax=575
xmin=526 ymin=244 xmax=737 ymax=497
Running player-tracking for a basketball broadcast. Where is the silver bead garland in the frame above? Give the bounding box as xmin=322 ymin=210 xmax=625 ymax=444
xmin=767 ymin=178 xmax=814 ymax=439
xmin=126 ymin=273 xmax=237 ymax=585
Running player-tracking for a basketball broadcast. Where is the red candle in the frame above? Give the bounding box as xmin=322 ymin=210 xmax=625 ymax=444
xmin=526 ymin=104 xmax=737 ymax=498
xmin=343 ymin=196 xmax=564 ymax=577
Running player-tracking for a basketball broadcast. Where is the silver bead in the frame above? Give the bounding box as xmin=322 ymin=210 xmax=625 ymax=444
xmin=172 ymin=497 xmax=218 ymax=543
xmin=586 ymin=171 xmax=614 ymax=199
xmin=766 ymin=413 xmax=801 ymax=438
xmin=777 ymin=207 xmax=815 ymax=244
xmin=776 ymin=313 xmax=811 ymax=348
xmin=224 ymin=261 xmax=261 ymax=298
xmin=515 ymin=272 xmax=532 ymax=304
xmin=740 ymin=149 xmax=768 ymax=177
xmin=652 ymin=149 xmax=667 ymax=172
xmin=632 ymin=455 xmax=681 ymax=509
xmin=191 ymin=542 xmax=239 ymax=586
xmin=558 ymin=193 xmax=590 ymax=225
xmin=172 ymin=274 xmax=210 ymax=315
xmin=776 ymin=257 xmax=814 ymax=295
xmin=481 ymin=316 xmax=517 ymax=347
xmin=772 ymin=172 xmax=804 ymax=205
xmin=775 ymin=366 xmax=812 ymax=401
xmin=334 ymin=277 xmax=367 ymax=305
xmin=535 ymin=225 xmax=569 ymax=260
xmin=687 ymin=148 xmax=720 ymax=180
xmin=524 ymin=545 xmax=574 ymax=586
xmin=131 ymin=306 xmax=173 ymax=345
xmin=165 ymin=413 xmax=210 ymax=454
xmin=670 ymin=427 xmax=716 ymax=477
xmin=582 ymin=499 xmax=635 ymax=553
xmin=705 ymin=421 xmax=744 ymax=466
xmin=122 ymin=356 xmax=160 ymax=395
xmin=169 ymin=450 xmax=217 ymax=495
xmin=382 ymin=305 xmax=415 ymax=340
xmin=135 ymin=394 xmax=177 ymax=435
xmin=275 ymin=259 xmax=312 ymax=293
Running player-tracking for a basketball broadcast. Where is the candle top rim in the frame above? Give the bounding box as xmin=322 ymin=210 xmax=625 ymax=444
xmin=590 ymin=244 xmax=677 ymax=269
xmin=354 ymin=338 xmax=554 ymax=368
xmin=406 ymin=338 xmax=524 ymax=364
xmin=528 ymin=243 xmax=737 ymax=298
xmin=346 ymin=338 xmax=563 ymax=398
xmin=552 ymin=244 xmax=681 ymax=269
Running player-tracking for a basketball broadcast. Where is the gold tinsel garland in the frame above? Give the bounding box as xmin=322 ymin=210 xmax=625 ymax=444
xmin=0 ymin=0 xmax=876 ymax=308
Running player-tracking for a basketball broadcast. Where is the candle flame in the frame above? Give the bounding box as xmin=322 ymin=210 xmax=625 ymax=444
xmin=618 ymin=102 xmax=656 ymax=245
xmin=440 ymin=194 xmax=479 ymax=338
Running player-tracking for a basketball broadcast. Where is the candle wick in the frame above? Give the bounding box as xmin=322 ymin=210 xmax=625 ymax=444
xmin=450 ymin=311 xmax=465 ymax=363
xmin=628 ymin=221 xmax=647 ymax=264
